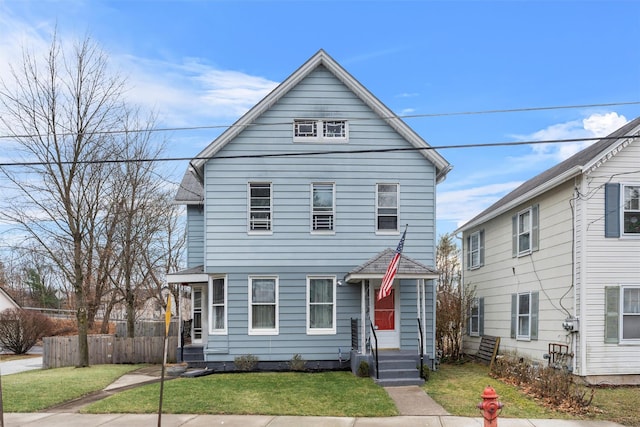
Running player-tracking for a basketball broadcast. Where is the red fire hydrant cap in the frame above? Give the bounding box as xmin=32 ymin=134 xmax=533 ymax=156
xmin=481 ymin=386 xmax=499 ymax=399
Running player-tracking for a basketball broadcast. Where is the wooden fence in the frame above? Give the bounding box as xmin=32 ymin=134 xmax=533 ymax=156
xmin=43 ymin=335 xmax=177 ymax=368
xmin=114 ymin=320 xmax=179 ymax=338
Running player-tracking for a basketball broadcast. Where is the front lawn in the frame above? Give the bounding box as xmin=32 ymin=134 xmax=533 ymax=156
xmin=1 ymin=364 xmax=141 ymax=412
xmin=423 ymin=362 xmax=639 ymax=427
xmin=84 ymin=371 xmax=398 ymax=417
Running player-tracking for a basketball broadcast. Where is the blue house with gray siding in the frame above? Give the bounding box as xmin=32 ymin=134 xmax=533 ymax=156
xmin=168 ymin=50 xmax=451 ymax=385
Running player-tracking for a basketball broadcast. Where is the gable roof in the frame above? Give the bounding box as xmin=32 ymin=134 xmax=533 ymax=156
xmin=0 ymin=286 xmax=20 ymax=310
xmin=188 ymin=49 xmax=451 ymax=184
xmin=457 ymin=116 xmax=640 ymax=233
xmin=344 ymin=248 xmax=439 ymax=283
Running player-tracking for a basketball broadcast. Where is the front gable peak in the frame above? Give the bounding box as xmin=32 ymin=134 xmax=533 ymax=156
xmin=189 ymin=49 xmax=450 ymax=183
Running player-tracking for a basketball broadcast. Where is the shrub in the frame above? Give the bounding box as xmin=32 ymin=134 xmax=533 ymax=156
xmin=357 ymin=360 xmax=370 ymax=377
xmin=491 ymin=351 xmax=593 ymax=411
xmin=419 ymin=363 xmax=430 ymax=381
xmin=234 ymin=354 xmax=259 ymax=371
xmin=0 ymin=308 xmax=54 ymax=354
xmin=289 ymin=353 xmax=306 ymax=371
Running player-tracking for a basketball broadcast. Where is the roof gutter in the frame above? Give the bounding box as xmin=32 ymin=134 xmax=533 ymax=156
xmin=456 ymin=165 xmax=583 ymax=233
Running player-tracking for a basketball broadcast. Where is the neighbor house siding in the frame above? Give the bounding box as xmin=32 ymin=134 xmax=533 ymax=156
xmin=582 ymin=139 xmax=640 ymax=377
xmin=186 ymin=205 xmax=205 ymax=268
xmin=463 ymin=181 xmax=575 ymax=362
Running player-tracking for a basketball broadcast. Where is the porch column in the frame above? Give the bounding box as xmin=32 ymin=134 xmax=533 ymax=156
xmin=360 ymin=280 xmax=366 ymax=354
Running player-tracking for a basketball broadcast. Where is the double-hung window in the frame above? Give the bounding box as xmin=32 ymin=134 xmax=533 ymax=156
xmin=623 ymin=185 xmax=640 ymax=235
xmin=210 ymin=277 xmax=227 ymax=334
xmin=248 ymin=182 xmax=272 ymax=232
xmin=376 ymin=183 xmax=398 ymax=232
xmin=307 ymin=276 xmax=336 ymax=334
xmin=511 ymin=291 xmax=539 ymax=340
xmin=512 ymin=205 xmax=539 ymax=256
xmin=605 ymin=183 xmax=640 ymax=237
xmin=469 ymin=298 xmax=480 ymax=337
xmin=467 ymin=230 xmax=484 ymax=269
xmin=607 ymin=286 xmax=640 ymax=342
xmin=311 ymin=183 xmax=335 ymax=232
xmin=294 ymin=119 xmax=348 ymax=142
xmin=249 ymin=276 xmax=278 ymax=335
xmin=622 ymin=287 xmax=640 ymax=340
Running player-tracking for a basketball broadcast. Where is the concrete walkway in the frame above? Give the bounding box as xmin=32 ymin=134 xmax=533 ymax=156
xmin=0 ymin=356 xmax=43 ymax=376
xmin=2 ymin=412 xmax=626 ymax=426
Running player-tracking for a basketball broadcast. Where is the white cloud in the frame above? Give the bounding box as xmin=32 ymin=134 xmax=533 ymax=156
xmin=110 ymin=55 xmax=278 ymax=128
xmin=437 ymin=181 xmax=523 ymax=228
xmin=515 ymin=112 xmax=628 ymax=162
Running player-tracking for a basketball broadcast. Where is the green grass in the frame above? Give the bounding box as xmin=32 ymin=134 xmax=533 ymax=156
xmin=83 ymin=371 xmax=398 ymax=417
xmin=423 ymin=362 xmax=640 ymax=427
xmin=423 ymin=362 xmax=573 ymax=419
xmin=1 ymin=364 xmax=141 ymax=412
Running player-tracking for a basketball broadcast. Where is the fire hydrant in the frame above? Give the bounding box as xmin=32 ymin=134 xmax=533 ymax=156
xmin=477 ymin=386 xmax=503 ymax=427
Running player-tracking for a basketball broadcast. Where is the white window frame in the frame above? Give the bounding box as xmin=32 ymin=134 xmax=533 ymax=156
xmin=311 ymin=182 xmax=335 ymax=234
xmin=248 ymin=182 xmax=272 ymax=234
xmin=621 ymin=285 xmax=640 ymax=342
xmin=517 ymin=292 xmax=531 ymax=340
xmin=248 ymin=276 xmax=279 ymax=335
xmin=209 ymin=276 xmax=227 ymax=335
xmin=376 ymin=183 xmax=399 ymax=233
xmin=306 ymin=276 xmax=337 ymax=335
xmin=294 ymin=119 xmax=348 ymax=142
xmin=622 ymin=184 xmax=640 ymax=236
xmin=469 ymin=231 xmax=481 ymax=269
xmin=517 ymin=208 xmax=532 ymax=256
xmin=469 ymin=297 xmax=480 ymax=337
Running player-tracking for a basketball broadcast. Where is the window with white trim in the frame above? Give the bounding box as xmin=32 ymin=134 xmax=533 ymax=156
xmin=294 ymin=119 xmax=348 ymax=142
xmin=376 ymin=183 xmax=398 ymax=232
xmin=469 ymin=298 xmax=480 ymax=337
xmin=623 ymin=185 xmax=640 ymax=235
xmin=512 ymin=205 xmax=539 ymax=257
xmin=311 ymin=183 xmax=335 ymax=232
xmin=467 ymin=230 xmax=484 ymax=269
xmin=307 ymin=276 xmax=336 ymax=334
xmin=248 ymin=182 xmax=272 ymax=232
xmin=517 ymin=292 xmax=531 ymax=339
xmin=518 ymin=209 xmax=531 ymax=254
xmin=249 ymin=276 xmax=278 ymax=335
xmin=209 ymin=277 xmax=227 ymax=334
xmin=622 ymin=286 xmax=640 ymax=340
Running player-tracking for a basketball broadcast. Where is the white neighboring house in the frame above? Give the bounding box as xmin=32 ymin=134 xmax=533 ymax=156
xmin=0 ymin=287 xmax=20 ymax=312
xmin=457 ymin=117 xmax=640 ymax=385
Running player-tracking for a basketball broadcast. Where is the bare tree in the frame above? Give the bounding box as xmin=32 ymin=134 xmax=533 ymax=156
xmin=0 ymin=34 xmax=126 ymax=367
xmin=435 ymin=233 xmax=472 ymax=361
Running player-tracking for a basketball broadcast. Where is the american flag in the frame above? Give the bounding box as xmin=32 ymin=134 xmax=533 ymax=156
xmin=377 ymin=226 xmax=407 ymax=301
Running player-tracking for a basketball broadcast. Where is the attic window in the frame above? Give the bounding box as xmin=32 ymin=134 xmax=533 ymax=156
xmin=294 ymin=119 xmax=348 ymax=142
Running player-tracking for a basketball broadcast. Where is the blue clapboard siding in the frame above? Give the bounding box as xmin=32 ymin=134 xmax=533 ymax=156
xmin=186 ymin=205 xmax=204 ymax=268
xmin=201 ymin=65 xmax=436 ymax=361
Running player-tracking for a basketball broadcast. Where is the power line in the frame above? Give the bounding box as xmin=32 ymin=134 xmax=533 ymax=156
xmin=0 ymin=100 xmax=638 ymax=140
xmin=0 ymin=134 xmax=638 ymax=168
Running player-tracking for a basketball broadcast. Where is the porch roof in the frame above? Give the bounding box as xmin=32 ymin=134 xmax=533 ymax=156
xmin=166 ymin=265 xmax=208 ymax=284
xmin=344 ymin=249 xmax=439 ymax=283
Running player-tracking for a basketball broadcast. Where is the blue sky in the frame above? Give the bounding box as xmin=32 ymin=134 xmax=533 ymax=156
xmin=1 ymin=0 xmax=639 ymax=237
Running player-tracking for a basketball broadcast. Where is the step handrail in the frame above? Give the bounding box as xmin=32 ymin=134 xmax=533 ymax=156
xmin=369 ymin=320 xmax=379 ymax=379
xmin=417 ymin=317 xmax=425 ymax=379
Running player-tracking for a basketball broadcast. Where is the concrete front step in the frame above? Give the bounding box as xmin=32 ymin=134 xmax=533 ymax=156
xmin=375 ymin=377 xmax=425 ymax=387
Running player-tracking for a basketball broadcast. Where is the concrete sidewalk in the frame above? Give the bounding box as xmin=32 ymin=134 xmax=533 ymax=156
xmin=0 ymin=356 xmax=43 ymax=376
xmin=2 ymin=413 xmax=626 ymax=426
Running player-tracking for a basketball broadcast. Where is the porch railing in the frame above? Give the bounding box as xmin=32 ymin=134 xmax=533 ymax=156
xmin=417 ymin=317 xmax=425 ymax=379
xmin=370 ymin=320 xmax=379 ymax=379
xmin=350 ymin=318 xmax=359 ymax=351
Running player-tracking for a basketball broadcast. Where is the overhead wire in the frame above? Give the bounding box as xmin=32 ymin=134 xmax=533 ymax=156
xmin=0 ymin=100 xmax=638 ymax=140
